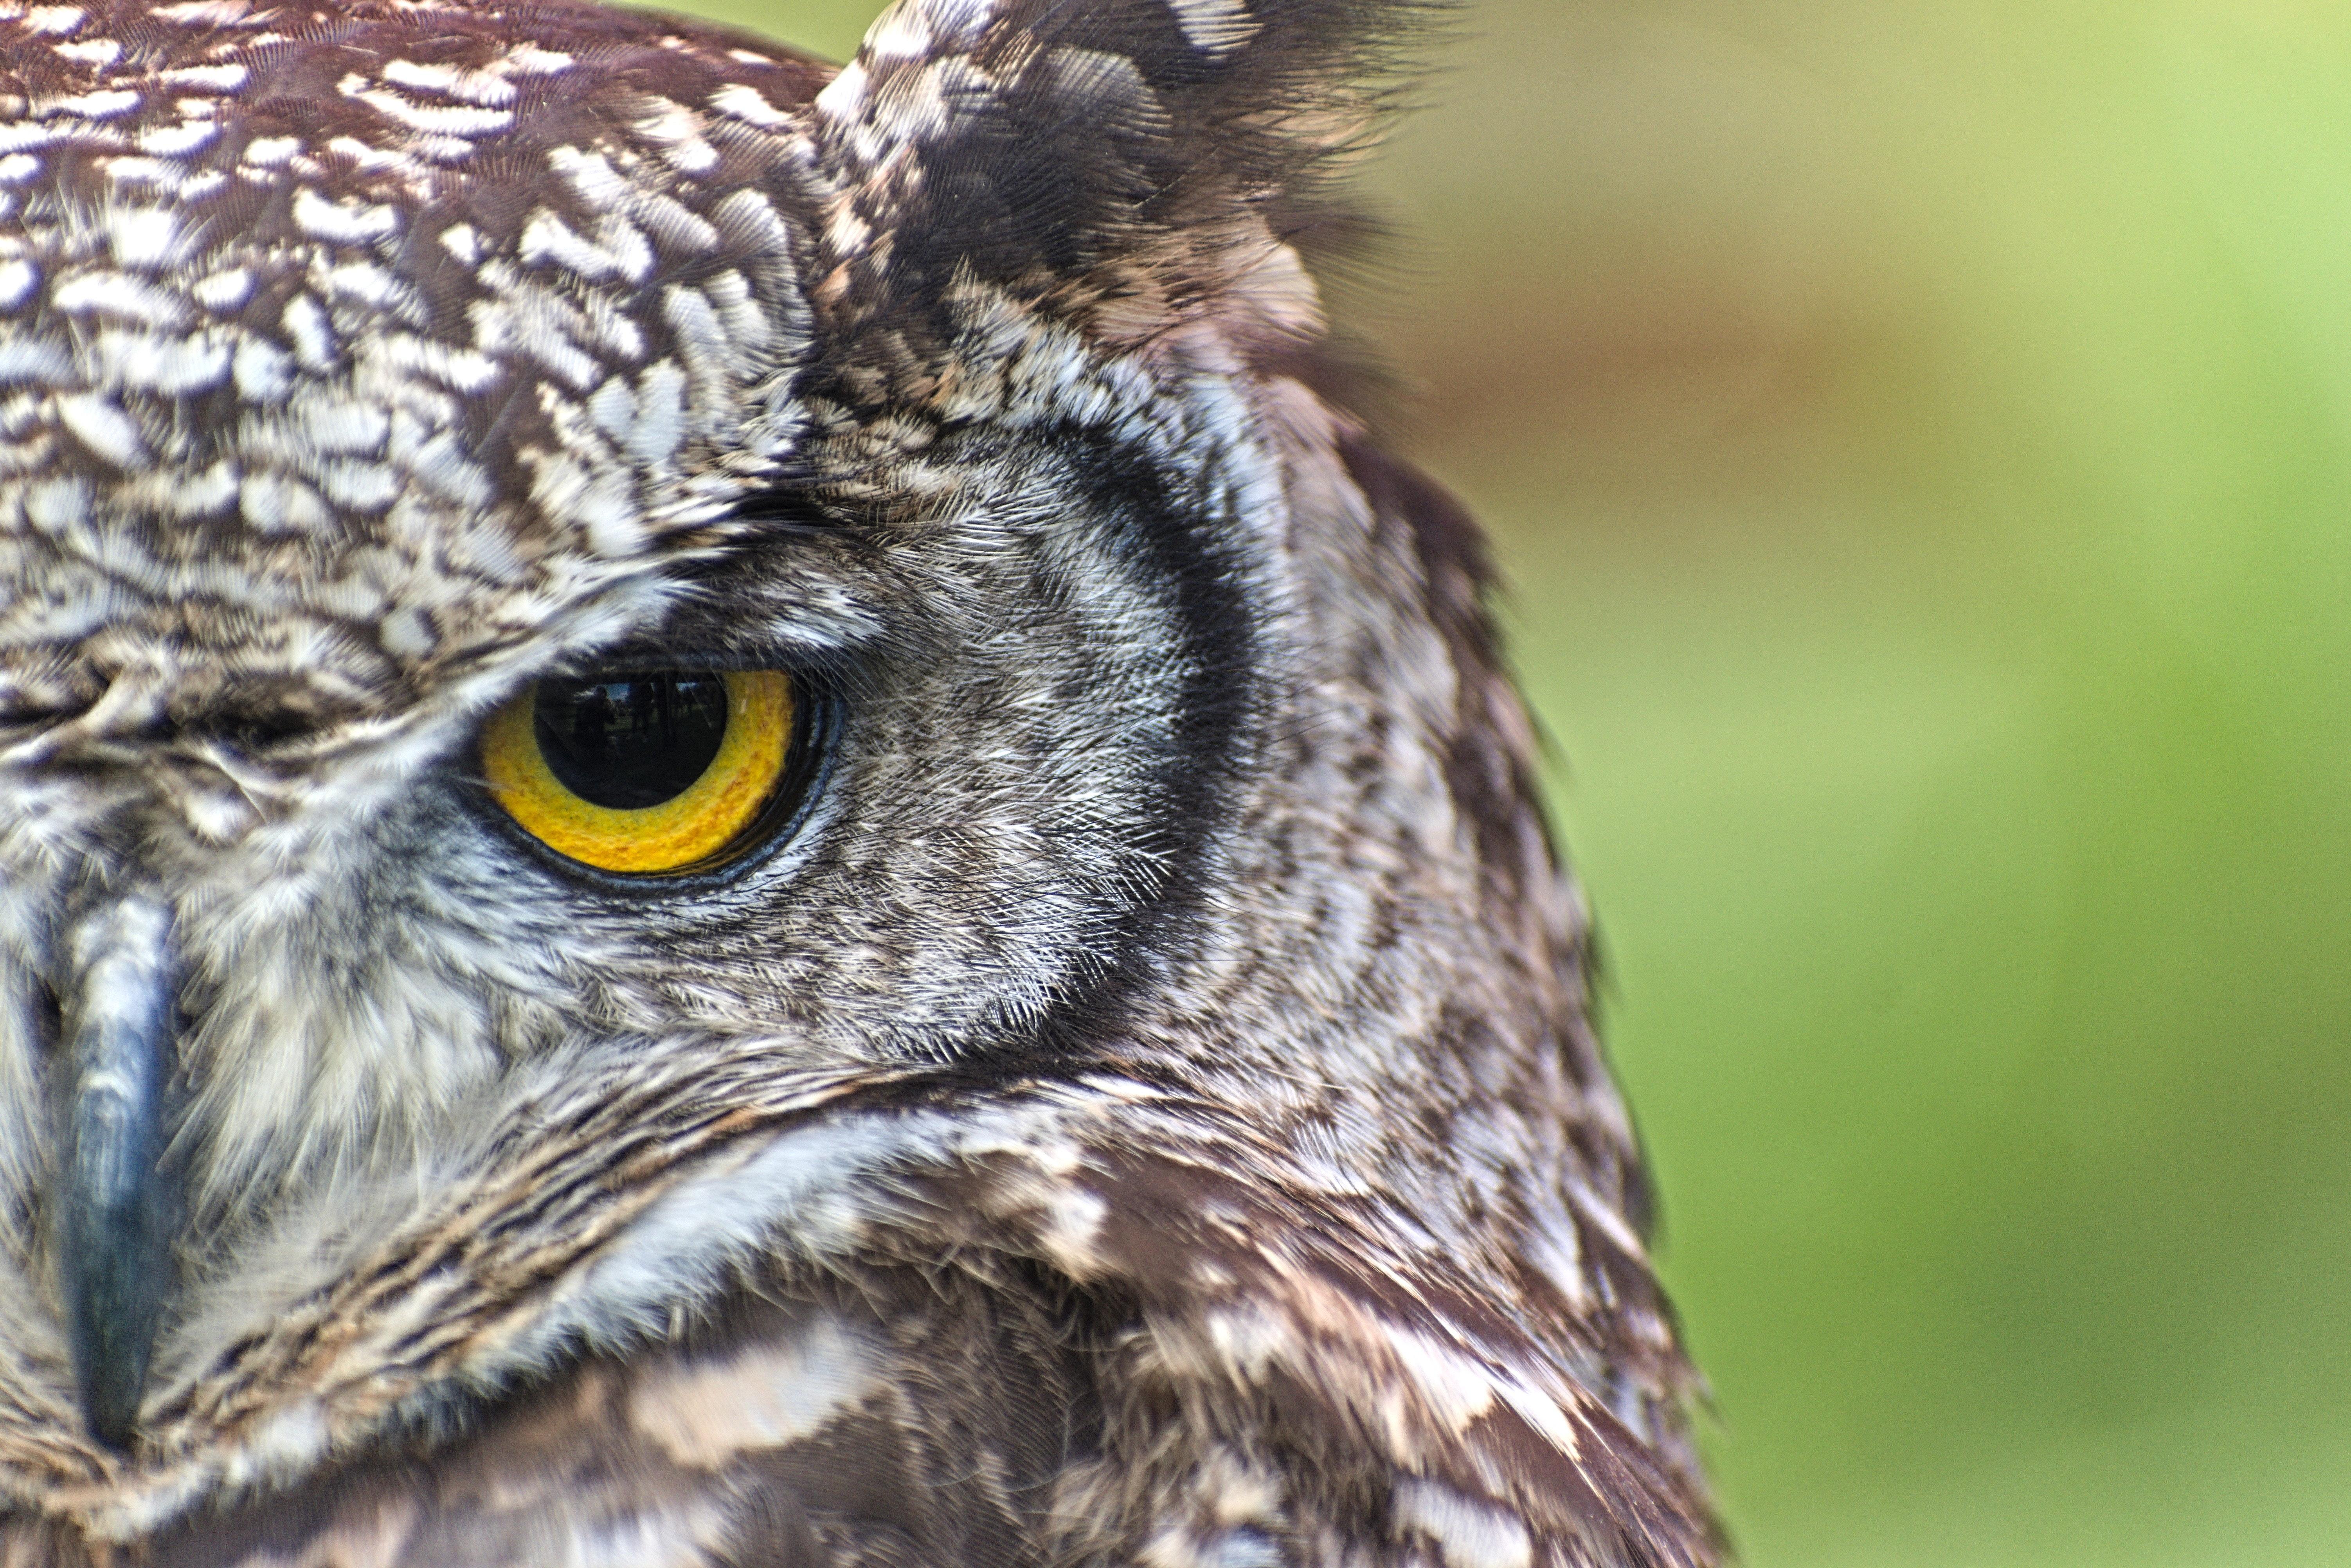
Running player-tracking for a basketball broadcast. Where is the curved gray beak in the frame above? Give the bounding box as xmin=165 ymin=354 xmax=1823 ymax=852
xmin=53 ymin=893 xmax=179 ymax=1449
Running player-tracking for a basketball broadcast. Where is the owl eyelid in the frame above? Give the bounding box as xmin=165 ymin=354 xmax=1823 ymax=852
xmin=535 ymin=650 xmax=801 ymax=678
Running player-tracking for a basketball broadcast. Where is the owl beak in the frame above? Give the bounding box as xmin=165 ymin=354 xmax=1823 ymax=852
xmin=52 ymin=893 xmax=180 ymax=1450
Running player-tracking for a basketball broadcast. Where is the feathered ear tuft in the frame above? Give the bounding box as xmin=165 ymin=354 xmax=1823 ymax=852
xmin=808 ymin=0 xmax=1442 ymax=378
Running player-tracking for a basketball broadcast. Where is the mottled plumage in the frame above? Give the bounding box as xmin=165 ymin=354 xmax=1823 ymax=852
xmin=0 ymin=0 xmax=1716 ymax=1563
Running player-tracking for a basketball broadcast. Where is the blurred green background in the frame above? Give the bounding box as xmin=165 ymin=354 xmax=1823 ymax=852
xmin=686 ymin=2 xmax=2351 ymax=1561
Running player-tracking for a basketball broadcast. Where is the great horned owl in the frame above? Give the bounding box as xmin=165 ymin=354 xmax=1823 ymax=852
xmin=0 ymin=0 xmax=1716 ymax=1562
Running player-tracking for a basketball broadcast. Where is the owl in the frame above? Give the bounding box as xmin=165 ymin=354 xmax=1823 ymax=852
xmin=0 ymin=0 xmax=1715 ymax=1563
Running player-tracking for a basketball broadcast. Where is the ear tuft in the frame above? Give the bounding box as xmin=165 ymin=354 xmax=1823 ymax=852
xmin=810 ymin=0 xmax=1444 ymax=373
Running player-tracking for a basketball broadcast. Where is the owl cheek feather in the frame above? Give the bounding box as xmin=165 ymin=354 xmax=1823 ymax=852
xmin=47 ymin=891 xmax=180 ymax=1451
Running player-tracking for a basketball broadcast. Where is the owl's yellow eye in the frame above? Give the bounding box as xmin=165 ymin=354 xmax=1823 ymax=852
xmin=480 ymin=670 xmax=797 ymax=874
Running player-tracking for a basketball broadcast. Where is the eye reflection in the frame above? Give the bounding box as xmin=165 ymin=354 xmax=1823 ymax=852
xmin=533 ymin=674 xmax=732 ymax=809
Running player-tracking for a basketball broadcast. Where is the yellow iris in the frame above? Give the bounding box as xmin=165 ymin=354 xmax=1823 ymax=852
xmin=481 ymin=670 xmax=796 ymax=874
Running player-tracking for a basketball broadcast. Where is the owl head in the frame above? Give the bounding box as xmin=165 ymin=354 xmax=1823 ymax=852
xmin=0 ymin=1 xmax=1711 ymax=1561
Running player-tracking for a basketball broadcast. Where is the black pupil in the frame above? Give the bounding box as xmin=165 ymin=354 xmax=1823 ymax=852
xmin=534 ymin=672 xmax=730 ymax=810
